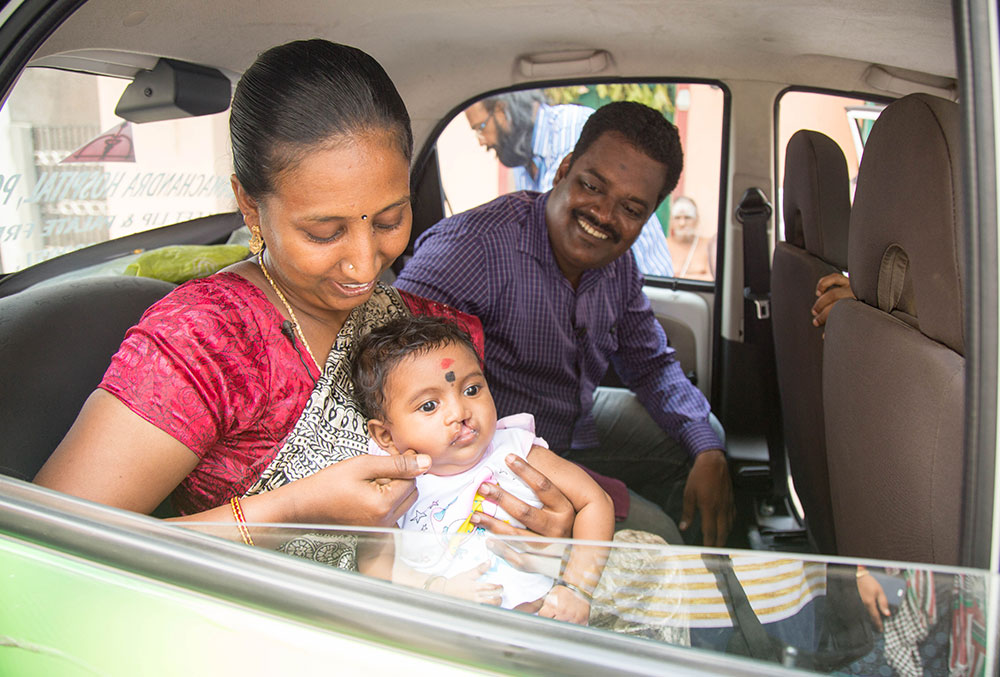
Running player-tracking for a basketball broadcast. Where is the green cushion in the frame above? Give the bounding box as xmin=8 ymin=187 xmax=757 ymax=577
xmin=124 ymin=244 xmax=249 ymax=283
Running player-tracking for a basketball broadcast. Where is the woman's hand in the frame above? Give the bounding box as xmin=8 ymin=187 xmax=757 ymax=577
xmin=856 ymin=567 xmax=891 ymax=631
xmin=470 ymin=453 xmax=575 ymax=538
xmin=290 ymin=452 xmax=431 ymax=526
xmin=812 ymin=272 xmax=854 ymax=328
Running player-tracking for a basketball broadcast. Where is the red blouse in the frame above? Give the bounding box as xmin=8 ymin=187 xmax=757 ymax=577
xmin=100 ymin=273 xmax=483 ymax=515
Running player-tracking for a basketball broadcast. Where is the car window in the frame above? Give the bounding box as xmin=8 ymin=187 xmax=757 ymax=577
xmin=435 ymin=83 xmax=725 ymax=281
xmin=0 ymin=67 xmax=234 ymax=275
xmin=775 ymin=90 xmax=887 ymax=241
xmin=175 ymin=521 xmax=991 ymax=675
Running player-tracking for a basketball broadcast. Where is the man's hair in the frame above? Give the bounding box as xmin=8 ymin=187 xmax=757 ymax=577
xmin=672 ymin=195 xmax=698 ymax=219
xmin=568 ymin=101 xmax=683 ymax=205
xmin=352 ymin=315 xmax=480 ymax=421
xmin=480 ymin=90 xmax=546 ymax=129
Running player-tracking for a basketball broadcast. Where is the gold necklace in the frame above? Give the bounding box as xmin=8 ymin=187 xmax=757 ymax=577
xmin=257 ymin=253 xmax=320 ymax=372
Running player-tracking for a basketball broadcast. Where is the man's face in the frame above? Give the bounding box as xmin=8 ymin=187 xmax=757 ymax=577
xmin=545 ymin=131 xmax=669 ymax=285
xmin=464 ymin=101 xmax=532 ymax=169
xmin=669 ymin=200 xmax=698 ymax=241
xmin=465 ymin=101 xmax=505 ymax=154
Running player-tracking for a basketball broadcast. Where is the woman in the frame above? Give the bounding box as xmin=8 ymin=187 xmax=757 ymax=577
xmin=34 ymin=40 xmax=573 ymax=566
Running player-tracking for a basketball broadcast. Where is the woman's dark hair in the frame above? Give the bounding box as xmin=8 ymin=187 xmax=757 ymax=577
xmin=569 ymin=101 xmax=683 ymax=205
xmin=230 ymin=39 xmax=413 ymax=198
xmin=352 ymin=315 xmax=479 ymax=421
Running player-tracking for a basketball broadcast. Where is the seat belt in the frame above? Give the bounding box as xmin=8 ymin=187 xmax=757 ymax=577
xmin=736 ymin=187 xmax=773 ymax=345
xmin=702 ymin=554 xmax=782 ymax=663
xmin=735 ymin=188 xmax=787 ymax=502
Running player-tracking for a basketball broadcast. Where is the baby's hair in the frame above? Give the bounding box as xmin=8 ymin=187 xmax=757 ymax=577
xmin=352 ymin=315 xmax=480 ymax=421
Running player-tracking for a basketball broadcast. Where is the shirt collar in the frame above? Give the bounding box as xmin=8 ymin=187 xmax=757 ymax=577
xmin=517 ymin=190 xmax=618 ymax=291
xmin=518 ymin=190 xmax=554 ymax=264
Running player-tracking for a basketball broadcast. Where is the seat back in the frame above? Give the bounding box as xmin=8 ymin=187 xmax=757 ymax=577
xmin=771 ymin=130 xmax=851 ymax=555
xmin=823 ymin=93 xmax=964 ymax=564
xmin=0 ymin=276 xmax=175 ymax=481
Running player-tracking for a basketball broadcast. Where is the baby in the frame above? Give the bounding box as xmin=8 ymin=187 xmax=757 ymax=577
xmin=352 ymin=315 xmax=614 ymax=624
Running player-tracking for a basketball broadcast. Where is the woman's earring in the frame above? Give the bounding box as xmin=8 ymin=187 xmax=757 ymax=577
xmin=248 ymin=225 xmax=264 ymax=255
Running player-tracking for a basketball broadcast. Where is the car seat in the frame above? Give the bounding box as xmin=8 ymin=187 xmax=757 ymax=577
xmin=771 ymin=130 xmax=851 ymax=555
xmin=823 ymin=93 xmax=964 ymax=564
xmin=0 ymin=276 xmax=175 ymax=481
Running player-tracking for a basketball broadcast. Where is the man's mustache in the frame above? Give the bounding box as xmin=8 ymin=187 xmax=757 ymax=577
xmin=573 ymin=209 xmax=622 ymax=243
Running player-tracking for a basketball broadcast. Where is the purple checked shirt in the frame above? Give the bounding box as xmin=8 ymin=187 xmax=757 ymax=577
xmin=395 ymin=191 xmax=723 ymax=458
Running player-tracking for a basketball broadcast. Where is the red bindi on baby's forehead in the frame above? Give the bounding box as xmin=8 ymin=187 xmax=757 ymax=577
xmin=440 ymin=358 xmax=454 ymax=369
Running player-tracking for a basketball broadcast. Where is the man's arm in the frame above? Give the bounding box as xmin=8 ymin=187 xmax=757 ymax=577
xmin=611 ymin=267 xmax=720 ymax=455
xmin=611 ymin=264 xmax=733 ymax=546
xmin=394 ymin=221 xmax=491 ymax=319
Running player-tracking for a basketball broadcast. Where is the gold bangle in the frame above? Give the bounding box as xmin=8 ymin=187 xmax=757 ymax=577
xmin=555 ymin=579 xmax=593 ymax=603
xmin=230 ymin=496 xmax=254 ymax=546
xmin=423 ymin=575 xmax=445 ymax=591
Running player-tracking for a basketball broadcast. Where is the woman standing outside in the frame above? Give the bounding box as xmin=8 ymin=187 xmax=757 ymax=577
xmin=35 ymin=40 xmax=574 ymax=566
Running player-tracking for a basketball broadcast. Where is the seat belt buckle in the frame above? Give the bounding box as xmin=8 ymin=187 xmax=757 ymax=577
xmin=744 ymin=287 xmax=771 ymax=320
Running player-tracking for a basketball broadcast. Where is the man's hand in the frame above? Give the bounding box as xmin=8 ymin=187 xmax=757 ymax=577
xmin=678 ymin=449 xmax=734 ymax=547
xmin=812 ymin=272 xmax=854 ymax=328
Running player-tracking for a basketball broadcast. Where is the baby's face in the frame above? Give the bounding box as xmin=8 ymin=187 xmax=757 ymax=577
xmin=373 ymin=342 xmax=497 ymax=476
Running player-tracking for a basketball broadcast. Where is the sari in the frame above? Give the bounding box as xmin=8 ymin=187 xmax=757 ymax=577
xmin=245 ymin=281 xmax=484 ymax=569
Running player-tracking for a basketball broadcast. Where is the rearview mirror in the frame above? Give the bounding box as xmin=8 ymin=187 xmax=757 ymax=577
xmin=115 ymin=58 xmax=231 ymax=123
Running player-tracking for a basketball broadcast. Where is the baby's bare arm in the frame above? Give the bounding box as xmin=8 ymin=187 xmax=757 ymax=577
xmin=526 ymin=446 xmax=614 ymax=608
xmin=357 ymin=533 xmax=395 ymax=580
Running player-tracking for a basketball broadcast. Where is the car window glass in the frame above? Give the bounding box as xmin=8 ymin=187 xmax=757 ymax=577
xmin=0 ymin=67 xmax=234 ymax=275
xmin=435 ymin=83 xmax=725 ymax=281
xmin=179 ymin=521 xmax=991 ymax=675
xmin=776 ymin=90 xmax=886 ymax=242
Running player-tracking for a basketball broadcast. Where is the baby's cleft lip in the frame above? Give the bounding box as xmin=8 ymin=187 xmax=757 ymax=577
xmin=451 ymin=422 xmax=478 ymax=446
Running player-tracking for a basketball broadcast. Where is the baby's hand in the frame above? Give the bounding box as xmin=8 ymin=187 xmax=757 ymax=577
xmin=439 ymin=562 xmax=503 ymax=606
xmin=538 ymin=583 xmax=591 ymax=625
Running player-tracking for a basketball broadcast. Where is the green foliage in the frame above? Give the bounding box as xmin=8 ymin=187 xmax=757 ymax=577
xmin=544 ymin=83 xmax=676 ymax=120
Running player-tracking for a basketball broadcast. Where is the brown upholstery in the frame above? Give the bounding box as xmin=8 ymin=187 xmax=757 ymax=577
xmin=823 ymin=93 xmax=964 ymax=564
xmin=772 ymin=130 xmax=851 ymax=554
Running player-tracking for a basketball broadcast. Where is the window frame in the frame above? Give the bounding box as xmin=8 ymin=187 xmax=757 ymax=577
xmin=410 ymin=77 xmax=731 ymax=292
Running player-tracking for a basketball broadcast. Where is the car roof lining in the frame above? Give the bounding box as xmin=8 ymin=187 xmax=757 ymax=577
xmin=29 ymin=0 xmax=955 ymax=143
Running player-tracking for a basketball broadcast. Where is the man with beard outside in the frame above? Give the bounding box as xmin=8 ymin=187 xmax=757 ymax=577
xmin=464 ymin=91 xmax=676 ymax=278
xmin=666 ymin=196 xmax=714 ymax=280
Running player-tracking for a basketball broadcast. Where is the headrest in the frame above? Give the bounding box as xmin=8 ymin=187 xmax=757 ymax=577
xmin=781 ymin=130 xmax=851 ymax=269
xmin=848 ymin=93 xmax=964 ymax=354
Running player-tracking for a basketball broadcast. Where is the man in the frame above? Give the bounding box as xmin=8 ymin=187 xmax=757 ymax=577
xmin=396 ymin=102 xmax=734 ymax=546
xmin=464 ymin=91 xmax=676 ymax=278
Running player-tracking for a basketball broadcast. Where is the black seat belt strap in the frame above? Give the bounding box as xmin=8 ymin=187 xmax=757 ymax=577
xmin=736 ymin=188 xmax=787 ymax=501
xmin=736 ymin=187 xmax=773 ymax=345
